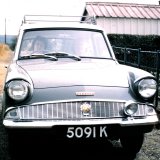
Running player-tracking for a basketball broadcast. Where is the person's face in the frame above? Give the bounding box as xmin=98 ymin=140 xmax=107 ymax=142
xmin=34 ymin=40 xmax=45 ymax=51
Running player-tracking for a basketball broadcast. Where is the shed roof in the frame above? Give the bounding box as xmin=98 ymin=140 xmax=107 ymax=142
xmin=86 ymin=2 xmax=160 ymax=19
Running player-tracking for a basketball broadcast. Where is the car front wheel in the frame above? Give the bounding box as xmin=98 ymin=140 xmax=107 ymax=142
xmin=120 ymin=134 xmax=144 ymax=157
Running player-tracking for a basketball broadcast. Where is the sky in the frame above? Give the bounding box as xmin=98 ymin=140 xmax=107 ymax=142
xmin=88 ymin=0 xmax=158 ymax=4
xmin=0 ymin=0 xmax=159 ymax=35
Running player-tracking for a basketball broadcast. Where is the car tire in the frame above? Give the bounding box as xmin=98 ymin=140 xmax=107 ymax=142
xmin=8 ymin=130 xmax=36 ymax=159
xmin=120 ymin=134 xmax=144 ymax=158
xmin=8 ymin=133 xmax=19 ymax=159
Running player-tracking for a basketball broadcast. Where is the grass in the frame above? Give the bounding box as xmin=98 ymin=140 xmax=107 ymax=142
xmin=0 ymin=44 xmax=12 ymax=160
xmin=0 ymin=44 xmax=13 ymax=94
xmin=0 ymin=63 xmax=8 ymax=94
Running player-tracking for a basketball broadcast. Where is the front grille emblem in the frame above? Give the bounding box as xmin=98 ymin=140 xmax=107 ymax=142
xmin=80 ymin=103 xmax=91 ymax=116
xmin=76 ymin=91 xmax=95 ymax=96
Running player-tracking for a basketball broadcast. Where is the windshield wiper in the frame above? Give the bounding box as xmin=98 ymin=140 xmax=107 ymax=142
xmin=45 ymin=52 xmax=81 ymax=61
xmin=20 ymin=53 xmax=58 ymax=61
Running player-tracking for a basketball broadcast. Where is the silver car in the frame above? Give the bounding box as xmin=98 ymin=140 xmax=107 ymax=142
xmin=2 ymin=15 xmax=159 ymax=156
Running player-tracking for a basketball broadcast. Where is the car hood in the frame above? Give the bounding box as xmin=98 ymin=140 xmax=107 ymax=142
xmin=16 ymin=60 xmax=129 ymax=88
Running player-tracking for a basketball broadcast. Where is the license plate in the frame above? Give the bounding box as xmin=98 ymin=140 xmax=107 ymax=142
xmin=66 ymin=126 xmax=108 ymax=138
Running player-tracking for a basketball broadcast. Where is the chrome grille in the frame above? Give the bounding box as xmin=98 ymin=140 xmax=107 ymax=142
xmin=18 ymin=101 xmax=146 ymax=120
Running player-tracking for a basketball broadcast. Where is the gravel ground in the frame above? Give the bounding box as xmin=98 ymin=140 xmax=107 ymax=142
xmin=136 ymin=128 xmax=160 ymax=160
xmin=0 ymin=95 xmax=160 ymax=160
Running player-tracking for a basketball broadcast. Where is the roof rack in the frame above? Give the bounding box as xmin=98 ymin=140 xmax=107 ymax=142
xmin=23 ymin=15 xmax=97 ymax=25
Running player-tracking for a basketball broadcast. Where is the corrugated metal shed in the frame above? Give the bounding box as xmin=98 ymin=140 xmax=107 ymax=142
xmin=84 ymin=2 xmax=160 ymax=35
xmin=86 ymin=2 xmax=160 ymax=19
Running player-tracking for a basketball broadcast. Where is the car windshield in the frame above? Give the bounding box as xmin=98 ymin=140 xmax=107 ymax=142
xmin=19 ymin=29 xmax=112 ymax=59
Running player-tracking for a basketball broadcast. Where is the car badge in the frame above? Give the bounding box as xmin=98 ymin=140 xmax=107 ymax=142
xmin=80 ymin=103 xmax=91 ymax=116
xmin=76 ymin=91 xmax=95 ymax=96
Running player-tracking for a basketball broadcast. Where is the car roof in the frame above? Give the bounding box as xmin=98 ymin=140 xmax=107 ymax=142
xmin=20 ymin=22 xmax=103 ymax=31
xmin=19 ymin=15 xmax=103 ymax=31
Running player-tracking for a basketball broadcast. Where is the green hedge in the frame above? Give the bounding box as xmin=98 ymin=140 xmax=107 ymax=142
xmin=108 ymin=34 xmax=160 ymax=51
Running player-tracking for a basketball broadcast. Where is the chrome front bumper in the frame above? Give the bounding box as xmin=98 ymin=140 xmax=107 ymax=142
xmin=3 ymin=114 xmax=159 ymax=128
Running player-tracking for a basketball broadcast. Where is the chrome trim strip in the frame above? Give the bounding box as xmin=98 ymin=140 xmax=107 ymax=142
xmin=3 ymin=115 xmax=159 ymax=128
xmin=30 ymin=99 xmax=128 ymax=106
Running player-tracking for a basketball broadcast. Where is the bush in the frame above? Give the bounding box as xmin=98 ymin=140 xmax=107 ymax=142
xmin=108 ymin=34 xmax=160 ymax=51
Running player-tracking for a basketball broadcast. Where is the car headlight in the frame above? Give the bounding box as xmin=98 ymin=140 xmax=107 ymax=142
xmin=136 ymin=78 xmax=157 ymax=99
xmin=7 ymin=80 xmax=30 ymax=101
xmin=124 ymin=101 xmax=138 ymax=116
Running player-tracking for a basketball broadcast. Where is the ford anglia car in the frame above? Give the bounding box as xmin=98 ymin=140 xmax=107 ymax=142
xmin=2 ymin=15 xmax=159 ymax=156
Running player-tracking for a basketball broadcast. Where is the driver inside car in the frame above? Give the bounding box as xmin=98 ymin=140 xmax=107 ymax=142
xmin=20 ymin=36 xmax=48 ymax=57
xmin=32 ymin=36 xmax=47 ymax=53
